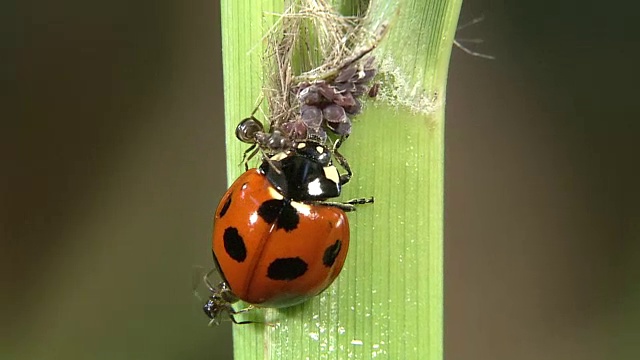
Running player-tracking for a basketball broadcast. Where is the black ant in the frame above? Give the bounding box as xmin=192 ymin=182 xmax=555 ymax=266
xmin=235 ymin=116 xmax=293 ymax=171
xmin=201 ymin=269 xmax=255 ymax=325
xmin=235 ymin=115 xmax=354 ymax=187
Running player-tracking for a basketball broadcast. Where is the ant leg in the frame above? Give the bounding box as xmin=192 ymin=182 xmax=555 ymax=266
xmin=227 ymin=305 xmax=256 ymax=325
xmin=230 ymin=305 xmax=254 ymax=315
xmin=453 ymin=39 xmax=495 ymax=60
xmin=228 ymin=315 xmax=256 ymax=325
xmin=202 ymin=268 xmax=218 ymax=292
xmin=261 ymin=151 xmax=283 ymax=175
xmin=250 ymin=95 xmax=264 ymax=117
xmin=311 ymin=197 xmax=374 ymax=212
xmin=240 ymin=145 xmax=259 ymax=171
xmin=344 ymin=197 xmax=375 ymax=205
xmin=456 ymin=14 xmax=486 ymax=31
xmin=332 ymin=137 xmax=352 ymax=186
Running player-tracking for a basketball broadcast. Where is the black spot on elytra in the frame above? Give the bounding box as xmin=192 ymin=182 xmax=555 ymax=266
xmin=322 ymin=240 xmax=342 ymax=267
xmin=277 ymin=202 xmax=299 ymax=231
xmin=257 ymin=199 xmax=299 ymax=231
xmin=218 ymin=194 xmax=232 ymax=218
xmin=223 ymin=227 xmax=246 ymax=262
xmin=257 ymin=199 xmax=281 ymax=224
xmin=267 ymin=257 xmax=308 ymax=280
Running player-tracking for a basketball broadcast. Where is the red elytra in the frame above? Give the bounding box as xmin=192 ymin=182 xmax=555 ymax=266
xmin=202 ymin=140 xmax=372 ymax=325
xmin=211 ymin=168 xmax=350 ymax=308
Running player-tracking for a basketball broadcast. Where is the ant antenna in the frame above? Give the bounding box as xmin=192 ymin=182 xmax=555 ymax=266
xmin=453 ymin=40 xmax=495 ymax=60
xmin=457 ymin=14 xmax=486 ymax=31
xmin=454 ymin=14 xmax=495 ymax=60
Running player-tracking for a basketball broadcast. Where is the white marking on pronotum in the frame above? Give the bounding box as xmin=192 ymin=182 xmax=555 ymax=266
xmin=270 ymin=152 xmax=288 ymax=161
xmin=316 ymin=146 xmax=324 ymax=153
xmin=307 ymin=178 xmax=323 ymax=196
xmin=323 ymin=166 xmax=340 ymax=185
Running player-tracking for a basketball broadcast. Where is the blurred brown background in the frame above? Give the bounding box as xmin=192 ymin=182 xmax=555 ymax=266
xmin=4 ymin=0 xmax=639 ymax=359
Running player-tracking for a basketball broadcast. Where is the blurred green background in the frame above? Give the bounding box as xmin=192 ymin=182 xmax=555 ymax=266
xmin=4 ymin=0 xmax=639 ymax=359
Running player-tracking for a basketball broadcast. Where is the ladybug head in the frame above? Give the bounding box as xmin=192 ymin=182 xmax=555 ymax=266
xmin=261 ymin=140 xmax=341 ymax=201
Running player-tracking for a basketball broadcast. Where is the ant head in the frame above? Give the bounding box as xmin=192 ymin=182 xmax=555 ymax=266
xmin=236 ymin=117 xmax=264 ymax=144
xmin=202 ymin=280 xmax=239 ymax=325
xmin=202 ymin=296 xmax=224 ymax=324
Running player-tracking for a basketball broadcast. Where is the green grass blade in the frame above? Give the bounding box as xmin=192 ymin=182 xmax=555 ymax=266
xmin=219 ymin=0 xmax=460 ymax=359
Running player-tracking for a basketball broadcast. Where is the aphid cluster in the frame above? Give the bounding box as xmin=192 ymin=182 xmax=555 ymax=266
xmin=235 ymin=55 xmax=378 ymax=169
xmin=201 ymin=1 xmax=384 ymax=326
xmin=284 ymin=57 xmax=377 ymax=142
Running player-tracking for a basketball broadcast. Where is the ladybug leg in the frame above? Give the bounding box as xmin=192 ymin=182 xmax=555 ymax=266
xmin=344 ymin=197 xmax=375 ymax=205
xmin=312 ymin=197 xmax=374 ymax=212
xmin=332 ymin=136 xmax=353 ymax=186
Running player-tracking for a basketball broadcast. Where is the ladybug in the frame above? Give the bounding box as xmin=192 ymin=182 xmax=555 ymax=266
xmin=203 ymin=141 xmax=372 ymax=324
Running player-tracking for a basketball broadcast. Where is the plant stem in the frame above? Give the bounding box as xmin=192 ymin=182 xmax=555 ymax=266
xmin=219 ymin=0 xmax=460 ymax=359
